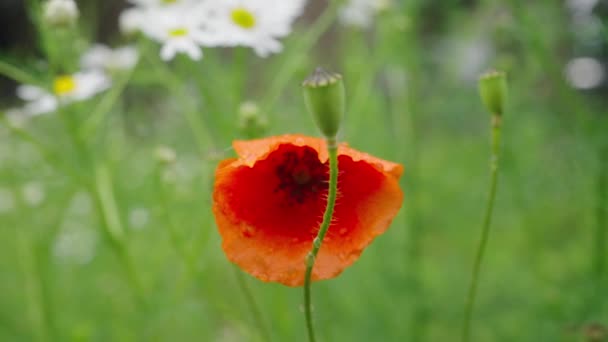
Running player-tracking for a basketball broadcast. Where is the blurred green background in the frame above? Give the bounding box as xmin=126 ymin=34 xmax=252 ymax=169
xmin=1 ymin=0 xmax=607 ymax=341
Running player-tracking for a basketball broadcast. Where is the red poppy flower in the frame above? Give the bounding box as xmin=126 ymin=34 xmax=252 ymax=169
xmin=212 ymin=134 xmax=403 ymax=287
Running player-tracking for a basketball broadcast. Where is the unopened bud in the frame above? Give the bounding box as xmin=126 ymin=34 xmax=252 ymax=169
xmin=43 ymin=0 xmax=79 ymax=28
xmin=302 ymin=67 xmax=345 ymax=139
xmin=238 ymin=101 xmax=267 ymax=139
xmin=478 ymin=70 xmax=507 ymax=116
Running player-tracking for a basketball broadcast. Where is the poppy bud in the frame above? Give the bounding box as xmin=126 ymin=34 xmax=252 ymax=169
xmin=478 ymin=70 xmax=507 ymax=116
xmin=43 ymin=0 xmax=79 ymax=28
xmin=302 ymin=67 xmax=345 ymax=139
xmin=238 ymin=101 xmax=268 ymax=139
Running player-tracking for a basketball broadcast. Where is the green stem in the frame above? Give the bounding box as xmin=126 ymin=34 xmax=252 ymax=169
xmin=0 ymin=60 xmax=44 ymax=86
xmin=79 ymin=65 xmax=139 ymax=141
xmin=92 ymin=164 xmax=146 ymax=306
xmin=593 ymin=139 xmax=607 ymax=287
xmin=15 ymin=226 xmax=48 ymax=342
xmin=140 ymin=41 xmax=214 ymax=151
xmin=233 ymin=267 xmax=272 ymax=342
xmin=0 ymin=115 xmax=82 ymax=183
xmin=260 ymin=0 xmax=342 ymax=114
xmin=155 ymin=165 xmax=192 ymax=265
xmin=461 ymin=115 xmax=502 ymax=342
xmin=304 ymin=138 xmax=339 ymax=342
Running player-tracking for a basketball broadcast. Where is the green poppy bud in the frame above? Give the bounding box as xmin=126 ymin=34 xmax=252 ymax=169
xmin=478 ymin=70 xmax=507 ymax=116
xmin=238 ymin=101 xmax=268 ymax=139
xmin=302 ymin=67 xmax=345 ymax=139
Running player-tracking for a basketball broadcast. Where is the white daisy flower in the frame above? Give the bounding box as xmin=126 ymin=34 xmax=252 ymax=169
xmin=202 ymin=0 xmax=307 ymax=57
xmin=129 ymin=0 xmax=193 ymax=7
xmin=119 ymin=0 xmax=198 ymax=35
xmin=339 ymin=0 xmax=390 ymax=28
xmin=81 ymin=44 xmax=139 ymax=72
xmin=139 ymin=6 xmax=217 ymax=61
xmin=119 ymin=7 xmax=146 ymax=35
xmin=16 ymin=70 xmax=111 ymax=116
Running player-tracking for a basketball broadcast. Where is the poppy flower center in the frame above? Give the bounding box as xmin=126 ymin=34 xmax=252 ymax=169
xmin=274 ymin=147 xmax=328 ymax=204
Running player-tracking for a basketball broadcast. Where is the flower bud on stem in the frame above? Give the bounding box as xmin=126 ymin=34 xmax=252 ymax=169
xmin=302 ymin=67 xmax=344 ymax=342
xmin=302 ymin=67 xmax=345 ymax=139
xmin=462 ymin=70 xmax=507 ymax=342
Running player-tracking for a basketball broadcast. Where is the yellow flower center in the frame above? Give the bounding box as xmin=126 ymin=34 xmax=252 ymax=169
xmin=162 ymin=0 xmax=177 ymax=4
xmin=53 ymin=75 xmax=76 ymax=96
xmin=231 ymin=8 xmax=256 ymax=29
xmin=169 ymin=28 xmax=188 ymax=37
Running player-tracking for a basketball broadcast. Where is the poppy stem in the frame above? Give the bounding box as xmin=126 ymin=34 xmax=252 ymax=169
xmin=461 ymin=115 xmax=502 ymax=342
xmin=304 ymin=138 xmax=339 ymax=342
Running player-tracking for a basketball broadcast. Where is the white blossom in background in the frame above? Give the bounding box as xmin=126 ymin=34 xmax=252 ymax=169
xmin=202 ymin=0 xmax=307 ymax=57
xmin=566 ymin=0 xmax=598 ymax=15
xmin=565 ymin=57 xmax=605 ymax=89
xmin=457 ymin=39 xmax=492 ymax=82
xmin=119 ymin=0 xmax=195 ymax=34
xmin=339 ymin=0 xmax=390 ymax=28
xmin=139 ymin=6 xmax=218 ymax=61
xmin=21 ymin=182 xmax=46 ymax=207
xmin=155 ymin=145 xmax=177 ymax=164
xmin=15 ymin=70 xmax=110 ymax=116
xmin=119 ymin=7 xmax=146 ymax=35
xmin=120 ymin=0 xmax=308 ymax=59
xmin=43 ymin=0 xmax=79 ymax=27
xmin=81 ymin=44 xmax=139 ymax=72
xmin=129 ymin=207 xmax=150 ymax=230
xmin=69 ymin=191 xmax=93 ymax=216
xmin=53 ymin=222 xmax=98 ymax=265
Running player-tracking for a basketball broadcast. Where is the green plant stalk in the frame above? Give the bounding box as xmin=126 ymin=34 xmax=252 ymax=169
xmin=304 ymin=138 xmax=339 ymax=342
xmin=15 ymin=225 xmax=48 ymax=342
xmin=593 ymin=139 xmax=607 ymax=287
xmin=79 ymin=65 xmax=139 ymax=141
xmin=0 ymin=116 xmax=83 ymax=183
xmin=154 ymin=167 xmax=253 ymax=333
xmin=260 ymin=0 xmax=343 ymax=114
xmin=6 ymin=191 xmax=75 ymax=342
xmin=233 ymin=267 xmax=272 ymax=342
xmin=56 ymin=102 xmax=145 ymax=306
xmin=92 ymin=164 xmax=146 ymax=306
xmin=155 ymin=166 xmax=192 ymax=266
xmin=461 ymin=115 xmax=502 ymax=342
xmin=0 ymin=60 xmax=44 ymax=87
xmin=140 ymin=41 xmax=214 ymax=151
xmin=33 ymin=190 xmax=75 ymax=342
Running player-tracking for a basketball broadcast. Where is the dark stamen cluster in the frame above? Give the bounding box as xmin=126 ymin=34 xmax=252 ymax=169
xmin=275 ymin=147 xmax=328 ymax=204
